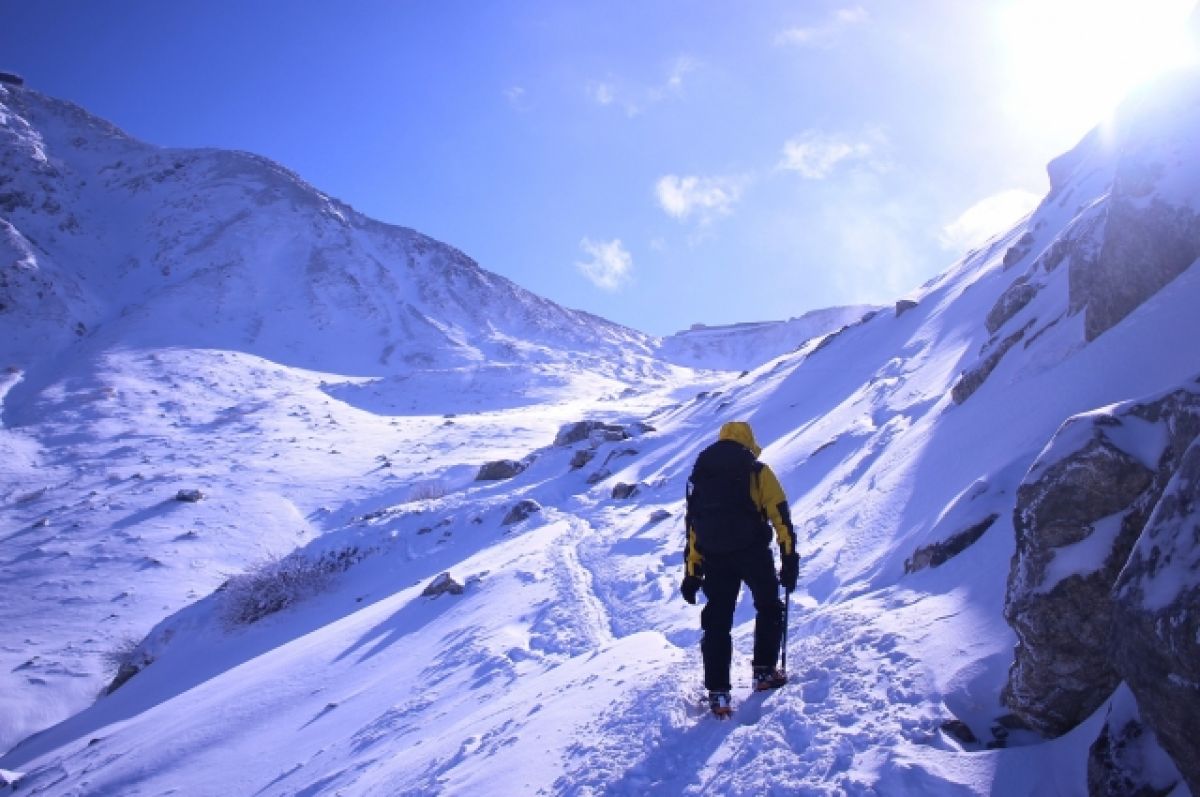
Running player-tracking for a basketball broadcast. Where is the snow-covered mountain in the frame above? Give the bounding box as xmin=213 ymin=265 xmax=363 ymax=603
xmin=0 ymin=81 xmax=848 ymax=765
xmin=3 ymin=66 xmax=1200 ymax=796
xmin=0 ymin=85 xmax=678 ymax=385
xmin=657 ymin=305 xmax=880 ymax=371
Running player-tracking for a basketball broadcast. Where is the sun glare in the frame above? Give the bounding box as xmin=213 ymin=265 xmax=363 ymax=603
xmin=1001 ymin=0 xmax=1198 ymax=141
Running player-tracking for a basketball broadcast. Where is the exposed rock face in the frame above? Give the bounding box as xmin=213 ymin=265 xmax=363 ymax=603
xmin=569 ymin=449 xmax=595 ymax=471
xmin=985 ymin=279 xmax=1037 ymax=335
xmin=951 ymin=320 xmax=1034 ymax=405
xmin=1003 ymin=382 xmax=1200 ymax=758
xmin=1003 ymin=434 xmax=1152 ymax=734
xmin=1071 ymin=197 xmax=1200 ymax=342
xmin=1110 ymin=433 xmax=1200 ymax=796
xmin=1065 ymin=77 xmax=1200 ymax=342
xmin=553 ymin=420 xmax=630 ymax=447
xmin=1002 ymin=232 xmax=1036 ymax=269
xmin=475 ymin=459 xmax=527 ymax=481
xmin=501 ymin=499 xmax=542 ymax=526
xmin=611 ymin=482 xmax=639 ymax=500
xmin=422 ymin=572 xmax=464 ymax=597
xmin=904 ymin=514 xmax=998 ymax=574
xmin=894 ymin=299 xmax=918 ymax=317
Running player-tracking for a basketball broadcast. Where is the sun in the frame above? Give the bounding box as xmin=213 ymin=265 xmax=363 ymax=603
xmin=1000 ymin=0 xmax=1198 ymax=142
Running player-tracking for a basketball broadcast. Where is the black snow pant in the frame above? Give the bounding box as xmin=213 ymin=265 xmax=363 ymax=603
xmin=699 ymin=544 xmax=784 ymax=692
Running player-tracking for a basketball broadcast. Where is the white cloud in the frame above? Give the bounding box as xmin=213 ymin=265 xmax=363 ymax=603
xmin=835 ymin=6 xmax=869 ymax=25
xmin=940 ymin=190 xmax=1042 ymax=252
xmin=664 ymin=56 xmax=698 ymax=93
xmin=778 ymin=130 xmax=883 ymax=179
xmin=589 ymin=56 xmax=699 ymax=116
xmin=655 ymin=174 xmax=744 ymax=222
xmin=777 ymin=5 xmax=869 ymax=47
xmin=588 ymin=81 xmax=616 ymax=106
xmin=504 ymin=86 xmax=527 ymax=108
xmin=576 ymin=238 xmax=633 ymax=290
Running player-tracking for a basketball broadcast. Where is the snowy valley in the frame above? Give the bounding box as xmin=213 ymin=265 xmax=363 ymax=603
xmin=2 ymin=65 xmax=1200 ymax=796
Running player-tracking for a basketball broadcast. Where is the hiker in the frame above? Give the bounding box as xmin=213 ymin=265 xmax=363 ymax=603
xmin=681 ymin=420 xmax=799 ymax=717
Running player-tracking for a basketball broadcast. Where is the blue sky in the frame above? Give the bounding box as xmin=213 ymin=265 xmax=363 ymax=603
xmin=2 ymin=1 xmax=1196 ymax=335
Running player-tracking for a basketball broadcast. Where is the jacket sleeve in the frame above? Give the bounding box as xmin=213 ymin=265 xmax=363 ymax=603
xmin=683 ymin=483 xmax=704 ymax=578
xmin=753 ymin=464 xmax=797 ymax=556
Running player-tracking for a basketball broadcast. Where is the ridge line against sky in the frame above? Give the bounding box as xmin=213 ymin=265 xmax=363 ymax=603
xmin=2 ymin=0 xmax=1197 ymax=335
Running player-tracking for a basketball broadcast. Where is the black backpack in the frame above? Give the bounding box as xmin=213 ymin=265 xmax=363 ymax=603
xmin=686 ymin=439 xmax=768 ymax=554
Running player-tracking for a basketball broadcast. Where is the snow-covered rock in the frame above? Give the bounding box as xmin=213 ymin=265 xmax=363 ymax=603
xmin=1087 ymin=685 xmax=1183 ymax=797
xmin=1068 ymin=74 xmax=1200 ymax=342
xmin=1004 ymin=380 xmax=1200 ymax=772
xmin=1112 ymin=417 xmax=1200 ymax=796
xmin=475 ymin=459 xmax=528 ymax=481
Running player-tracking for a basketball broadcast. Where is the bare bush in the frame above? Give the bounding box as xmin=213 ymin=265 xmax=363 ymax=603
xmin=102 ymin=635 xmax=142 ymax=671
xmin=102 ymin=635 xmax=151 ymax=695
xmin=406 ymin=479 xmax=447 ymax=502
xmin=218 ymin=546 xmax=363 ymax=626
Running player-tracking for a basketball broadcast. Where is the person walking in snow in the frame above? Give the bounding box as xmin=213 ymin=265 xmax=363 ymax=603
xmin=681 ymin=420 xmax=799 ymax=717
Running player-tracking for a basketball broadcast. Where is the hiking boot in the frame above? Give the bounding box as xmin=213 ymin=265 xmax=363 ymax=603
xmin=753 ymin=668 xmax=788 ymax=691
xmin=708 ymin=690 xmax=733 ymax=717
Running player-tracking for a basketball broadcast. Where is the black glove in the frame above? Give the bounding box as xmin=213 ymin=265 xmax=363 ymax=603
xmin=779 ymin=553 xmax=799 ymax=594
xmin=680 ymin=575 xmax=702 ymax=605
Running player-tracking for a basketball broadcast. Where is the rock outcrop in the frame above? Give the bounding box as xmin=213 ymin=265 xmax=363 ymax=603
xmin=950 ymin=320 xmax=1034 ymax=405
xmin=501 ymin=499 xmax=542 ymax=526
xmin=553 ymin=420 xmax=629 ymax=447
xmin=422 ymin=572 xmax=464 ymax=597
xmin=1110 ymin=433 xmax=1200 ymax=795
xmin=1003 ymin=379 xmax=1200 ymax=784
xmin=1066 ymin=76 xmax=1200 ymax=342
xmin=475 ymin=459 xmax=527 ymax=481
xmin=1071 ymin=196 xmax=1200 ymax=342
xmin=904 ymin=514 xmax=998 ymax=574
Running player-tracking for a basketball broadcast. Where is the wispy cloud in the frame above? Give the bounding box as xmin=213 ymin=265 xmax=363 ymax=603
xmin=588 ymin=56 xmax=699 ymax=116
xmin=576 ymin=237 xmax=633 ymax=290
xmin=504 ymin=86 xmax=528 ymax=109
xmin=940 ymin=190 xmax=1042 ymax=252
xmin=777 ymin=6 xmax=869 ymax=47
xmin=778 ymin=130 xmax=887 ymax=179
xmin=588 ymin=81 xmax=616 ymax=106
xmin=660 ymin=56 xmax=698 ymax=95
xmin=655 ymin=174 xmax=745 ymax=223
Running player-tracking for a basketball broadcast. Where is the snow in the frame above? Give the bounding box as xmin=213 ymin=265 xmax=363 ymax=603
xmin=1103 ymin=412 xmax=1171 ymax=471
xmin=1041 ymin=510 xmax=1128 ymax=592
xmin=1124 ymin=433 xmax=1200 ymax=612
xmin=657 ymin=306 xmax=880 ymax=371
xmin=3 ymin=74 xmax=1200 ymax=795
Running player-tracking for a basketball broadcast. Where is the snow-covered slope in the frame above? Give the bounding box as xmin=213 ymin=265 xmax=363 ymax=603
xmin=0 ymin=82 xmax=722 ymax=755
xmin=0 ymin=85 xmax=669 ymax=385
xmin=4 ymin=68 xmax=1200 ymax=796
xmin=657 ymin=305 xmax=880 ymax=371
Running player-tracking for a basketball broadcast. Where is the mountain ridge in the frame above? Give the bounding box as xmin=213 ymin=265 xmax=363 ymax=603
xmin=3 ymin=69 xmax=1200 ymax=795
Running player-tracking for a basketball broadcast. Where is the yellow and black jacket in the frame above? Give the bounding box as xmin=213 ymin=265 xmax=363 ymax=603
xmin=684 ymin=421 xmax=796 ymax=578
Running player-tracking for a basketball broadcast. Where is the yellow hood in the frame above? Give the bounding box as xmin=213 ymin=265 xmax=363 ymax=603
xmin=718 ymin=421 xmax=762 ymax=457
